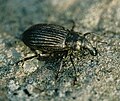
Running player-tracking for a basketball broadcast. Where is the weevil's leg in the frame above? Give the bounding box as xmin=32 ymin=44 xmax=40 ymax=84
xmin=52 ymin=51 xmax=67 ymax=81
xmin=16 ymin=53 xmax=51 ymax=65
xmin=70 ymin=54 xmax=77 ymax=85
xmin=54 ymin=52 xmax=65 ymax=80
xmin=54 ymin=60 xmax=63 ymax=80
xmin=15 ymin=54 xmax=38 ymax=65
xmin=15 ymin=48 xmax=38 ymax=65
xmin=55 ymin=50 xmax=69 ymax=80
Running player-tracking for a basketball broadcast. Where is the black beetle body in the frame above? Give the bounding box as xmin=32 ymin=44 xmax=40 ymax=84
xmin=22 ymin=24 xmax=68 ymax=52
xmin=22 ymin=24 xmax=97 ymax=56
xmin=18 ymin=23 xmax=98 ymax=84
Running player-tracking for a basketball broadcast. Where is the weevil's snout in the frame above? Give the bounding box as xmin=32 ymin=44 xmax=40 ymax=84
xmin=81 ymin=38 xmax=98 ymax=56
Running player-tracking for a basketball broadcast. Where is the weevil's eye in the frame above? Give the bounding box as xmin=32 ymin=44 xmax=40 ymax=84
xmin=89 ymin=47 xmax=98 ymax=56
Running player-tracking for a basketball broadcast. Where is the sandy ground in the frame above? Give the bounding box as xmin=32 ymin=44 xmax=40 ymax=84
xmin=0 ymin=0 xmax=120 ymax=101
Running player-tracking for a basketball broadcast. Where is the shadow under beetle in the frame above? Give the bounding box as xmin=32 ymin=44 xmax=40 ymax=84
xmin=17 ymin=22 xmax=98 ymax=84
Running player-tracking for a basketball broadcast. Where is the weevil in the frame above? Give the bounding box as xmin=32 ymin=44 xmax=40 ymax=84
xmin=17 ymin=22 xmax=98 ymax=84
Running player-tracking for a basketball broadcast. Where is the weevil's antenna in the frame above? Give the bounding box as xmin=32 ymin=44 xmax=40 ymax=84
xmin=67 ymin=19 xmax=76 ymax=31
xmin=83 ymin=32 xmax=91 ymax=37
xmin=95 ymin=41 xmax=107 ymax=57
xmin=83 ymin=32 xmax=96 ymax=37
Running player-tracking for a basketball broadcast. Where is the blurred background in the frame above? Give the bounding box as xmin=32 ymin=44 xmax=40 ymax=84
xmin=0 ymin=0 xmax=120 ymax=101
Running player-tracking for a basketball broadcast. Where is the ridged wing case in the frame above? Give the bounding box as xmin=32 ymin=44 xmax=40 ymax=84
xmin=22 ymin=24 xmax=69 ymax=51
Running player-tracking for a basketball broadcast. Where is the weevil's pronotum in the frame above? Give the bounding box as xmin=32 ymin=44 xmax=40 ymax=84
xmin=17 ymin=22 xmax=98 ymax=84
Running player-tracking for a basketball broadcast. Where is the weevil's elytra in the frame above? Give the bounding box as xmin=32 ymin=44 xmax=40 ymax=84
xmin=18 ymin=23 xmax=98 ymax=84
xmin=22 ymin=24 xmax=68 ymax=52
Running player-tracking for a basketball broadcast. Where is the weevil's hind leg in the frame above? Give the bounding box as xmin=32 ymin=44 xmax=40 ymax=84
xmin=15 ymin=48 xmax=39 ymax=65
xmin=70 ymin=54 xmax=77 ymax=85
xmin=15 ymin=54 xmax=38 ymax=65
xmin=15 ymin=49 xmax=50 ymax=66
xmin=16 ymin=53 xmax=52 ymax=66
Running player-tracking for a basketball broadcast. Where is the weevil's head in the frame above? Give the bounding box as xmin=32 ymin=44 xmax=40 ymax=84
xmin=77 ymin=33 xmax=98 ymax=56
xmin=66 ymin=32 xmax=98 ymax=56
